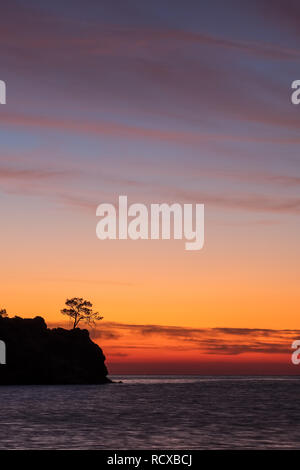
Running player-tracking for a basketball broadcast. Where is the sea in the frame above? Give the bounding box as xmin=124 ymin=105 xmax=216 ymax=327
xmin=0 ymin=375 xmax=300 ymax=449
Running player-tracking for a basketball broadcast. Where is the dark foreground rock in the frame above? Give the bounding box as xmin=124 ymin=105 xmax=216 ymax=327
xmin=0 ymin=316 xmax=111 ymax=384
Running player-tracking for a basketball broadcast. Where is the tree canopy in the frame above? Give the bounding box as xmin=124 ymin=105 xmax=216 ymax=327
xmin=0 ymin=308 xmax=7 ymax=318
xmin=61 ymin=297 xmax=103 ymax=329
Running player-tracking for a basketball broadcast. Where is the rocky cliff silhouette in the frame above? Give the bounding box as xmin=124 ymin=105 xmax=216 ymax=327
xmin=0 ymin=315 xmax=111 ymax=384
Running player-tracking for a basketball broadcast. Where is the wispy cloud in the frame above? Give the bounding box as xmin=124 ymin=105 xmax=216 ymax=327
xmin=174 ymin=188 xmax=300 ymax=215
xmin=2 ymin=111 xmax=300 ymax=146
xmin=0 ymin=166 xmax=70 ymax=182
xmin=49 ymin=321 xmax=300 ymax=356
xmin=2 ymin=160 xmax=300 ymax=217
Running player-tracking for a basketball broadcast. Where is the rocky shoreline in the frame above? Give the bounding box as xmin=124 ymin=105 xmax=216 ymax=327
xmin=0 ymin=316 xmax=111 ymax=385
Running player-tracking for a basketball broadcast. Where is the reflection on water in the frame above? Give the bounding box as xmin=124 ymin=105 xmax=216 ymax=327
xmin=0 ymin=376 xmax=300 ymax=449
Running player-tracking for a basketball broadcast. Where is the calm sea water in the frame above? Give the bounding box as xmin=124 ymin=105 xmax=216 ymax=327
xmin=1 ymin=376 xmax=300 ymax=449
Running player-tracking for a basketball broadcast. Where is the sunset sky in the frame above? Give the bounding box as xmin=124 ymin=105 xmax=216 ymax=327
xmin=1 ymin=0 xmax=300 ymax=374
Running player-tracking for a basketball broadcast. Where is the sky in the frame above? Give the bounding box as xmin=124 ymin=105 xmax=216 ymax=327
xmin=0 ymin=0 xmax=300 ymax=374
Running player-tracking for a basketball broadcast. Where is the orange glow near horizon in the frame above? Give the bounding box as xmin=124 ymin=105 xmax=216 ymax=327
xmin=1 ymin=219 xmax=300 ymax=375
